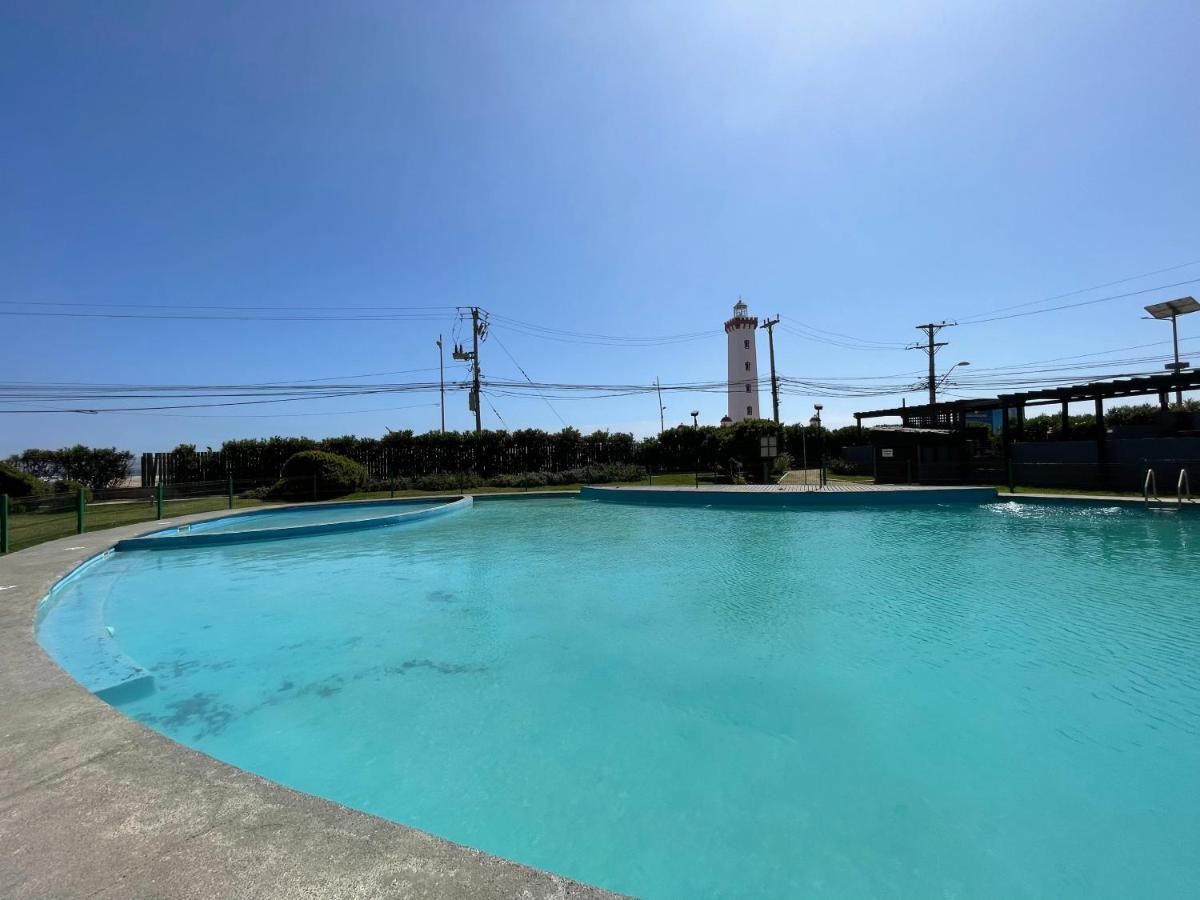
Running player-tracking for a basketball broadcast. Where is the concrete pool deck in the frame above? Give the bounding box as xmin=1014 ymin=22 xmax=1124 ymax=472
xmin=0 ymin=500 xmax=617 ymax=900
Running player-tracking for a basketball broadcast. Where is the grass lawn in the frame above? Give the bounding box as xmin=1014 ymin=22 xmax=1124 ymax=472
xmin=6 ymin=497 xmax=265 ymax=553
xmin=4 ymin=475 xmax=714 ymax=554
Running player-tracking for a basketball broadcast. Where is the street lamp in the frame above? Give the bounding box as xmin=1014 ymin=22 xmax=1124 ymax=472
xmin=812 ymin=404 xmax=825 ymax=487
xmin=1144 ymin=296 xmax=1198 ymax=405
xmin=690 ymin=410 xmax=700 ymax=429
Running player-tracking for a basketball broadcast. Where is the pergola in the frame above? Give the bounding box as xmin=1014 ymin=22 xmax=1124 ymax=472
xmin=854 ymin=369 xmax=1200 ymax=477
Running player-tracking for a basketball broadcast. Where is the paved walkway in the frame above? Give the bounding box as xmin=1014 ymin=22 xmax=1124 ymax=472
xmin=0 ymin=503 xmax=615 ymax=900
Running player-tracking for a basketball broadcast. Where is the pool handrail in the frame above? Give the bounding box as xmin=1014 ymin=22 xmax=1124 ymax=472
xmin=1144 ymin=468 xmax=1158 ymax=506
xmin=1179 ymin=468 xmax=1191 ymax=507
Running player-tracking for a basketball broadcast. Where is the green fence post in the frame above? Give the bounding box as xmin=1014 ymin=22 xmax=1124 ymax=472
xmin=227 ymin=476 xmax=234 ymax=509
xmin=390 ymin=479 xmax=395 ymax=499
xmin=1 ymin=494 xmax=9 ymax=554
xmin=312 ymin=472 xmax=318 ymax=502
xmin=648 ymin=465 xmax=653 ymax=486
xmin=77 ymin=487 xmax=86 ymax=534
xmin=156 ymin=483 xmax=164 ymax=520
xmin=1008 ymin=459 xmax=1016 ymax=494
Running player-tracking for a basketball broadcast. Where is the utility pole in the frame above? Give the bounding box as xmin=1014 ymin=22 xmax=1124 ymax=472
xmin=436 ymin=335 xmax=445 ymax=433
xmin=471 ymin=307 xmax=482 ymax=434
xmin=909 ymin=322 xmax=956 ymax=407
xmin=452 ymin=307 xmax=485 ymax=434
xmin=655 ymin=376 xmax=665 ymax=435
xmin=472 ymin=309 xmax=482 ymax=434
xmin=759 ymin=315 xmax=781 ymax=424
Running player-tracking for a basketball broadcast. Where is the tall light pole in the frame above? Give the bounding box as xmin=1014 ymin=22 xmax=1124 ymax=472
xmin=812 ymin=403 xmax=824 ymax=487
xmin=436 ymin=335 xmax=445 ymax=433
xmin=690 ymin=409 xmax=700 ymax=429
xmin=1144 ymin=296 xmax=1198 ymax=405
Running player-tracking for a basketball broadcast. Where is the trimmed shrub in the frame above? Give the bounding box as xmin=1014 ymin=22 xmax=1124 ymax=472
xmin=266 ymin=451 xmax=368 ymax=500
xmin=51 ymin=479 xmax=93 ymax=502
xmin=413 ymin=472 xmax=483 ymax=492
xmin=0 ymin=461 xmax=47 ymax=497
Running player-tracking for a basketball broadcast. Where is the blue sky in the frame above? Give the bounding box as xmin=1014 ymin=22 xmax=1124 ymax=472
xmin=2 ymin=0 xmax=1198 ymax=454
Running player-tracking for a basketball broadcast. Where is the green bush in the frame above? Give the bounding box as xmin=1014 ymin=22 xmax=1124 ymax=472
xmin=413 ymin=472 xmax=483 ymax=492
xmin=266 ymin=451 xmax=368 ymax=500
xmin=51 ymin=479 xmax=93 ymax=502
xmin=0 ymin=461 xmax=47 ymax=497
xmin=771 ymin=452 xmax=793 ymax=477
xmin=826 ymin=457 xmax=859 ymax=476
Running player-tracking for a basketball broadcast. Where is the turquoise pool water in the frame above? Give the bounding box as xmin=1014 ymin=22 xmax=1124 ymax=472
xmin=37 ymin=498 xmax=1200 ymax=898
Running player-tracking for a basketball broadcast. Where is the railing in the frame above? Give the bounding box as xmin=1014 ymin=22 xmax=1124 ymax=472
xmin=1144 ymin=468 xmax=1158 ymax=505
xmin=1179 ymin=468 xmax=1191 ymax=507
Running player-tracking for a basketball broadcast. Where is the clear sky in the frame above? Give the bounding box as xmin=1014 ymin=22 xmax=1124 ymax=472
xmin=3 ymin=0 xmax=1198 ymax=455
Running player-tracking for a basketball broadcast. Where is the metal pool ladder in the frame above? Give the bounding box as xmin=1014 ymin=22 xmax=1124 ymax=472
xmin=1144 ymin=468 xmax=1184 ymax=513
xmin=1179 ymin=468 xmax=1192 ymax=508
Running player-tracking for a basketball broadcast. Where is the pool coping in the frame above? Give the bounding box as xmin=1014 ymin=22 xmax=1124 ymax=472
xmin=0 ymin=494 xmax=617 ymax=900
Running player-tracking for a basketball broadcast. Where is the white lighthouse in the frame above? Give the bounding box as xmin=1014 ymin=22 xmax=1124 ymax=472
xmin=725 ymin=298 xmax=761 ymax=423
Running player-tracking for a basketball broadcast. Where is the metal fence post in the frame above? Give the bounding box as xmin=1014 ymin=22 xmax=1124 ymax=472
xmin=77 ymin=487 xmax=86 ymax=534
xmin=1 ymin=494 xmax=9 ymax=554
xmin=648 ymin=465 xmax=653 ymax=486
xmin=1007 ymin=459 xmax=1016 ymax=494
xmin=312 ymin=472 xmax=318 ymax=501
xmin=156 ymin=483 xmax=163 ymax=520
xmin=227 ymin=476 xmax=234 ymax=509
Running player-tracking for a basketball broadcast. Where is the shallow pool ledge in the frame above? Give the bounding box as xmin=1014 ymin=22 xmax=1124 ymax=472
xmin=114 ymin=495 xmax=472 ymax=551
xmin=582 ymin=484 xmax=998 ymax=507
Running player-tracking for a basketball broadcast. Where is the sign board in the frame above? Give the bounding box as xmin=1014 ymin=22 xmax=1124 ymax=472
xmin=760 ymin=435 xmax=778 ymax=458
xmin=881 ymin=448 xmax=894 ymax=458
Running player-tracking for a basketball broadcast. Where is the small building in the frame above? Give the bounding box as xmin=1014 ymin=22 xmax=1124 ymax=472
xmin=868 ymin=427 xmax=974 ymax=484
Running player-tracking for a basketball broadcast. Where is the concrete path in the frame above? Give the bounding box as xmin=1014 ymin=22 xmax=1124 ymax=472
xmin=0 ymin=504 xmax=617 ymax=900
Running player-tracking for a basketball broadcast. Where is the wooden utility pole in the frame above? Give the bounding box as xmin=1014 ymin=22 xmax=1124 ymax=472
xmin=760 ymin=316 xmax=780 ymax=423
xmin=656 ymin=376 xmax=665 ymax=435
xmin=452 ymin=307 xmax=485 ymax=433
xmin=436 ymin=335 xmax=445 ymax=433
xmin=909 ymin=322 xmax=955 ymax=406
xmin=471 ymin=307 xmax=482 ymax=434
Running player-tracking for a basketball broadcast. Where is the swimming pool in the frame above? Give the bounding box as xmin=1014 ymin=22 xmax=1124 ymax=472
xmin=36 ymin=497 xmax=1200 ymax=898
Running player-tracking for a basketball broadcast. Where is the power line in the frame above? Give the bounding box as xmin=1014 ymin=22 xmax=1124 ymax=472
xmin=953 ymin=257 xmax=1200 ymax=322
xmin=488 ymin=329 xmax=569 ymax=428
xmin=955 ymin=277 xmax=1200 ymax=325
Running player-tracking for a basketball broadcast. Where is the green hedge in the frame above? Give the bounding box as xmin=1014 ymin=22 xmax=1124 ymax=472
xmin=0 ymin=461 xmax=47 ymax=498
xmin=267 ymin=451 xmax=368 ymax=500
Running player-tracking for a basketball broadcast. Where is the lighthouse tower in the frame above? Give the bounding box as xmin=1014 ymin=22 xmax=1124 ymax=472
xmin=725 ymin=299 xmax=761 ymax=423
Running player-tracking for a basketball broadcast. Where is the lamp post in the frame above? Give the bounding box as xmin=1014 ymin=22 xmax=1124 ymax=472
xmin=1144 ymin=296 xmax=1198 ymax=405
xmin=936 ymin=361 xmax=970 ymax=425
xmin=690 ymin=410 xmax=699 ymax=429
xmin=812 ymin=404 xmax=824 ymax=487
